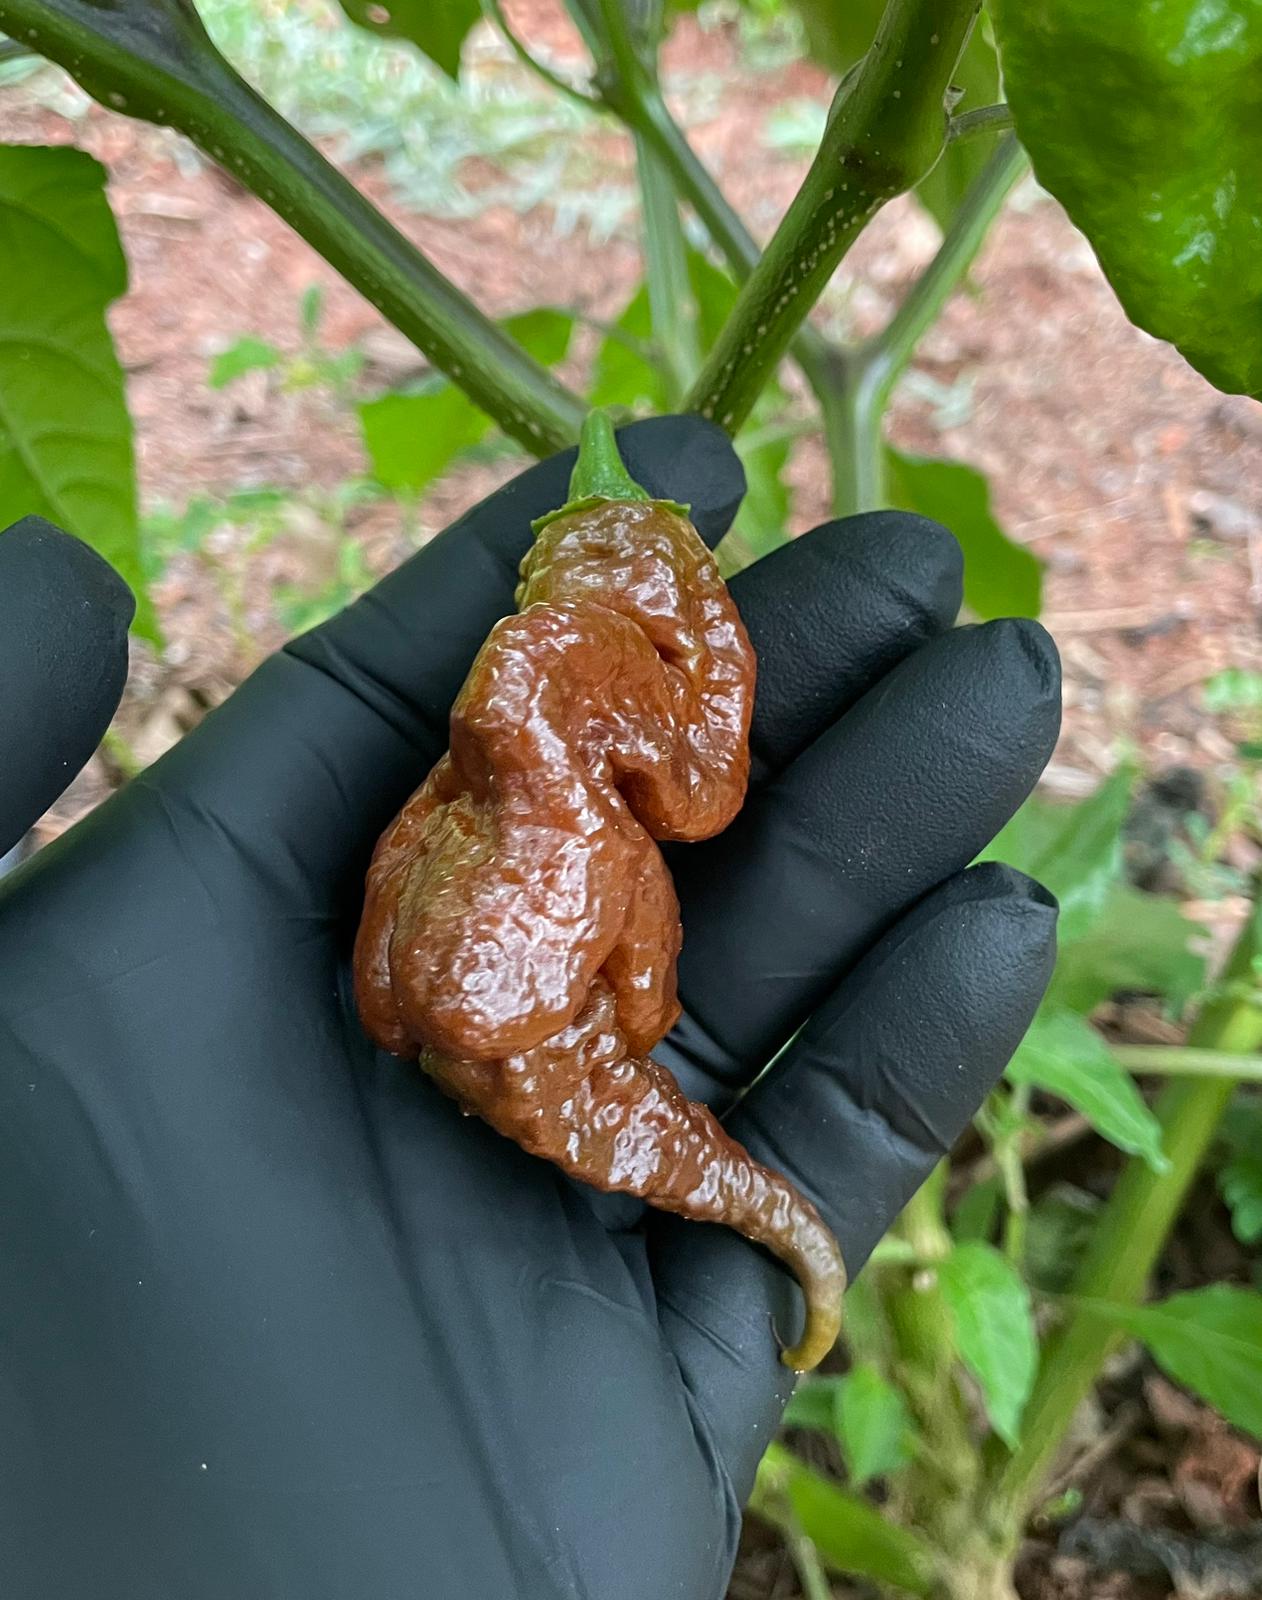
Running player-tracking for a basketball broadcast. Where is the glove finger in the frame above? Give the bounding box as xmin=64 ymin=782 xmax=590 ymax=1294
xmin=0 ymin=518 xmax=134 ymax=858
xmin=665 ymin=619 xmax=1060 ymax=1094
xmin=650 ymin=863 xmax=1057 ymax=1497
xmin=729 ymin=511 xmax=961 ymax=783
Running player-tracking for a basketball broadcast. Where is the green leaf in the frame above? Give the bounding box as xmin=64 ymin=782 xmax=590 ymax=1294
xmin=360 ymin=381 xmax=488 ymax=493
xmin=1204 ymin=668 xmax=1262 ymax=716
xmin=885 ymin=448 xmax=1043 ymax=622
xmin=1086 ymin=1287 xmax=1262 ymax=1441
xmin=979 ymin=767 xmax=1135 ymax=944
xmin=360 ymin=308 xmax=573 ymax=492
xmin=335 ymin=0 xmax=482 ymax=79
xmin=501 ymin=308 xmax=575 ymax=367
xmin=950 ymin=1174 xmax=1002 ymax=1245
xmin=0 ymin=144 xmax=154 ymax=641
xmin=1024 ymin=1182 xmax=1102 ymax=1294
xmin=1007 ymin=1007 xmax=1170 ymax=1172
xmin=837 ymin=1363 xmax=915 ymax=1488
xmin=299 ymin=285 xmax=325 ymax=340
xmin=754 ymin=1444 xmax=938 ymax=1595
xmin=209 ymin=336 xmax=283 ymax=389
xmin=1048 ymin=886 xmax=1205 ymax=1016
xmin=733 ymin=430 xmax=789 ymax=561
xmin=782 ymin=1374 xmax=844 ymax=1434
xmin=1218 ymin=1101 xmax=1262 ymax=1247
xmin=589 ymin=255 xmax=736 ymax=414
xmin=937 ymin=1241 xmax=1037 ymax=1449
xmin=990 ymin=0 xmax=1262 ymax=399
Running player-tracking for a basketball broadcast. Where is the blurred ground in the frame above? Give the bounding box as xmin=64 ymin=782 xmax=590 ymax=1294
xmin=2 ymin=5 xmax=1260 ymax=1596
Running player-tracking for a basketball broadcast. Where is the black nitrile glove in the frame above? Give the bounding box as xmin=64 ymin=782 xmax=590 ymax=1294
xmin=0 ymin=417 xmax=1060 ymax=1600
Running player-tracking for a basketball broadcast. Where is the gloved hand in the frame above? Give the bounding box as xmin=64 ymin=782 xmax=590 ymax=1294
xmin=0 ymin=417 xmax=1059 ymax=1600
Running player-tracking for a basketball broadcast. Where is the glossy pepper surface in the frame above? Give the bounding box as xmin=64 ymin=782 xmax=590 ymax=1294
xmin=354 ymin=413 xmax=845 ymax=1370
xmin=992 ymin=0 xmax=1262 ymax=398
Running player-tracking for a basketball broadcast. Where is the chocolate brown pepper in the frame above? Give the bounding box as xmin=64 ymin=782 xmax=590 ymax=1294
xmin=353 ymin=414 xmax=845 ymax=1370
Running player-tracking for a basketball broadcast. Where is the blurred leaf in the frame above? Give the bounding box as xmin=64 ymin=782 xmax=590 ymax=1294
xmin=938 ymin=1241 xmax=1037 ymax=1449
xmin=336 ymin=0 xmax=481 ymax=79
xmin=837 ymin=1363 xmax=915 ymax=1488
xmin=885 ymin=448 xmax=1043 ymax=622
xmin=0 ymin=144 xmax=155 ymax=641
xmin=1087 ymin=1287 xmax=1262 ymax=1441
xmin=1024 ymin=1183 xmax=1101 ymax=1294
xmin=1204 ymin=669 xmax=1262 ymax=716
xmin=1048 ymin=886 xmax=1205 ymax=1016
xmin=979 ymin=767 xmax=1134 ymax=944
xmin=753 ymin=1444 xmax=939 ymax=1595
xmin=951 ymin=1174 xmax=1001 ymax=1245
xmin=1219 ymin=1101 xmax=1262 ymax=1247
xmin=209 ymin=335 xmax=283 ymax=389
xmin=590 ymin=255 xmax=736 ymax=413
xmin=361 ymin=381 xmax=487 ymax=493
xmin=1007 ymin=1007 xmax=1169 ymax=1172
xmin=502 ymin=307 xmax=576 ymax=367
xmin=589 ymin=282 xmax=659 ymax=412
xmin=782 ymin=1374 xmax=843 ymax=1433
xmin=733 ymin=430 xmax=790 ymax=561
xmin=360 ymin=308 xmax=573 ymax=492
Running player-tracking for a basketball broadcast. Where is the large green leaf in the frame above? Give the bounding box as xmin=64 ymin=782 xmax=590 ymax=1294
xmin=885 ymin=447 xmax=1043 ymax=621
xmin=336 ymin=0 xmax=482 ymax=80
xmin=1088 ymin=1287 xmax=1262 ymax=1440
xmin=836 ymin=1363 xmax=915 ymax=1488
xmin=1006 ymin=1006 xmax=1169 ymax=1172
xmin=937 ymin=1240 xmax=1037 ymax=1449
xmin=990 ymin=0 xmax=1262 ymax=398
xmin=361 ymin=309 xmax=574 ymax=492
xmin=979 ymin=766 xmax=1133 ymax=944
xmin=754 ymin=1444 xmax=938 ymax=1595
xmin=0 ymin=144 xmax=152 ymax=639
xmin=1048 ymin=886 xmax=1204 ymax=1016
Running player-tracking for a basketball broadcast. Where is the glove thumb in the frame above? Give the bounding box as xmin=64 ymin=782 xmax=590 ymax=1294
xmin=0 ymin=517 xmax=134 ymax=859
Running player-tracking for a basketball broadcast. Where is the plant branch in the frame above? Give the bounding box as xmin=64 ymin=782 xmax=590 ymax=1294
xmin=990 ymin=903 xmax=1262 ymax=1528
xmin=866 ymin=132 xmax=1027 ymax=407
xmin=1110 ymin=1044 xmax=1262 ymax=1080
xmin=1 ymin=0 xmax=586 ymax=453
xmin=635 ymin=133 xmax=700 ymax=403
xmin=480 ymin=0 xmax=601 ymax=111
xmin=685 ymin=0 xmax=982 ymax=432
xmin=948 ymin=104 xmax=1014 ymax=145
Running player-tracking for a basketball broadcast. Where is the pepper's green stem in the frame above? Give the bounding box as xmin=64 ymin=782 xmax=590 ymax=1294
xmin=0 ymin=0 xmax=586 ymax=454
xmin=568 ymin=411 xmax=651 ymax=503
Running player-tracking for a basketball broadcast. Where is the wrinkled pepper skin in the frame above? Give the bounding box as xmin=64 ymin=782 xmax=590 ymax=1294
xmin=992 ymin=0 xmax=1262 ymax=398
xmin=354 ymin=420 xmax=845 ymax=1371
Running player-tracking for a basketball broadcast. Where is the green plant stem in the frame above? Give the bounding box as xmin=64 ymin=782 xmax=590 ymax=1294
xmin=885 ymin=1168 xmax=979 ymax=1560
xmin=685 ymin=0 xmax=982 ymax=432
xmin=819 ymin=132 xmax=1026 ymax=515
xmin=990 ymin=906 xmax=1262 ymax=1529
xmin=480 ymin=0 xmax=601 ymax=110
xmin=948 ymin=104 xmax=1014 ymax=144
xmin=2 ymin=0 xmax=586 ymax=454
xmin=0 ymin=34 xmax=34 ymax=62
xmin=1110 ymin=1044 xmax=1262 ymax=1080
xmin=865 ymin=133 xmax=1027 ymax=410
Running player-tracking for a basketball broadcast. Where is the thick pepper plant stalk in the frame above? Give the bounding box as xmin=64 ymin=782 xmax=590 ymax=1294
xmin=685 ymin=0 xmax=981 ymax=433
xmin=0 ymin=0 xmax=587 ymax=453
